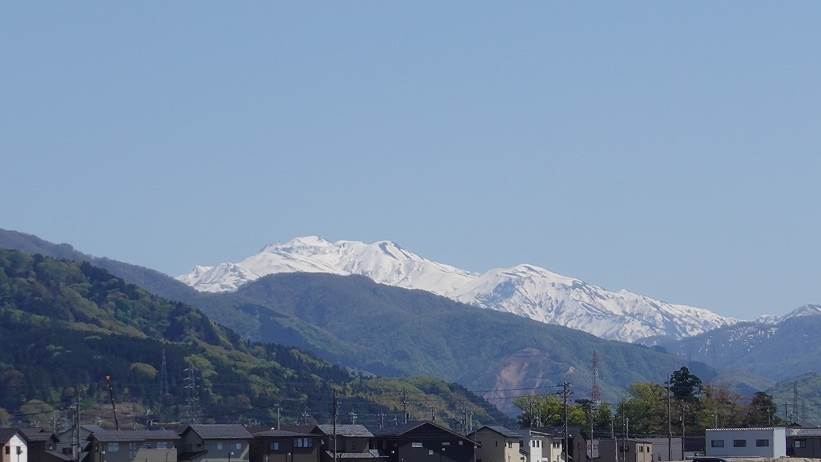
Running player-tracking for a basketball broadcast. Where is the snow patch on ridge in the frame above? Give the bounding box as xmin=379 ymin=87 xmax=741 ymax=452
xmin=177 ymin=236 xmax=736 ymax=342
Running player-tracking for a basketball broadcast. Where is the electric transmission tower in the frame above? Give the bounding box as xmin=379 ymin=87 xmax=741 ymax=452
xmin=183 ymin=366 xmax=200 ymax=423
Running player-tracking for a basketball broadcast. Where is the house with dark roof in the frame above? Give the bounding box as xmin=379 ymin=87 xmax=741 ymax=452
xmin=250 ymin=429 xmax=320 ymax=462
xmin=519 ymin=430 xmax=561 ymax=462
xmin=18 ymin=428 xmax=66 ymax=462
xmin=87 ymin=430 xmax=179 ymax=462
xmin=179 ymin=425 xmax=252 ymax=462
xmin=310 ymin=425 xmax=381 ymax=462
xmin=787 ymin=427 xmax=821 ymax=458
xmin=467 ymin=426 xmax=525 ymax=462
xmin=373 ymin=421 xmax=475 ymax=462
xmin=1 ymin=429 xmax=28 ymax=462
xmin=590 ymin=439 xmax=652 ymax=462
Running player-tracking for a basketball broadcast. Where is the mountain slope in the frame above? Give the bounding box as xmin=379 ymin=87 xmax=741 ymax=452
xmin=0 ymin=248 xmax=507 ymax=428
xmin=198 ymin=272 xmax=718 ymax=413
xmin=768 ymin=373 xmax=821 ymax=426
xmin=177 ymin=236 xmax=734 ymax=342
xmin=647 ymin=305 xmax=821 ymax=383
xmin=0 ymin=229 xmax=718 ymax=414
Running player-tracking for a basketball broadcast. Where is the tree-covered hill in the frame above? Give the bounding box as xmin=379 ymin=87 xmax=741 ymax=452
xmin=0 ymin=248 xmax=508 ymax=429
xmin=0 ymin=228 xmax=714 ymax=415
xmin=769 ymin=373 xmax=821 ymax=426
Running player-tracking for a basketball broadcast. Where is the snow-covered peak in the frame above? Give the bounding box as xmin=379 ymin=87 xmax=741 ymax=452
xmin=781 ymin=304 xmax=821 ymax=321
xmin=177 ymin=236 xmax=736 ymax=342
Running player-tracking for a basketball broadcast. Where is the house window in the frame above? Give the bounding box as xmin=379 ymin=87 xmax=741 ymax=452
xmin=235 ymin=443 xmax=243 ymax=450
xmin=217 ymin=443 xmax=224 ymax=450
xmin=733 ymin=440 xmax=746 ymax=448
xmin=756 ymin=440 xmax=769 ymax=447
xmin=794 ymin=440 xmax=805 ymax=448
xmin=412 ymin=443 xmax=423 ymax=448
xmin=4 ymin=447 xmax=9 ymax=455
xmin=107 ymin=443 xmax=120 ymax=453
xmin=294 ymin=438 xmax=313 ymax=448
xmin=710 ymin=440 xmax=724 ymax=448
xmin=508 ymin=442 xmax=513 ymax=448
xmin=271 ymin=442 xmax=280 ymax=451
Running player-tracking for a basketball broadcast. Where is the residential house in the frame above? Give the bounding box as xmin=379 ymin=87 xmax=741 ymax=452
xmin=681 ymin=437 xmax=704 ymax=460
xmin=251 ymin=429 xmax=320 ymax=462
xmin=179 ymin=425 xmax=253 ymax=462
xmin=638 ymin=438 xmax=682 ymax=462
xmin=55 ymin=425 xmax=105 ymax=462
xmin=570 ymin=432 xmax=599 ymax=462
xmin=1 ymin=429 xmax=28 ymax=462
xmin=18 ymin=429 xmax=66 ymax=462
xmin=595 ymin=440 xmax=652 ymax=462
xmin=467 ymin=426 xmax=525 ymax=462
xmin=704 ymin=427 xmax=786 ymax=459
xmin=87 ymin=430 xmax=179 ymax=462
xmin=373 ymin=421 xmax=476 ymax=462
xmin=311 ymin=425 xmax=382 ymax=462
xmin=786 ymin=428 xmax=821 ymax=458
xmin=520 ymin=431 xmax=560 ymax=462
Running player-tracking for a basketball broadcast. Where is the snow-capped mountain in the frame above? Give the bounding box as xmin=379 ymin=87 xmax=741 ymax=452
xmin=645 ymin=304 xmax=821 ymax=382
xmin=177 ymin=236 xmax=736 ymax=342
xmin=755 ymin=304 xmax=821 ymax=324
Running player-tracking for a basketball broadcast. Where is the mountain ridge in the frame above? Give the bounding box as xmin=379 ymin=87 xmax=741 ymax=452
xmin=0 ymin=246 xmax=508 ymax=427
xmin=0 ymin=228 xmax=716 ymax=415
xmin=178 ymin=235 xmax=735 ymax=342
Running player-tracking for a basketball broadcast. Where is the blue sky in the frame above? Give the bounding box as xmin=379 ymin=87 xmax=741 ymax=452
xmin=2 ymin=3 xmax=820 ymax=318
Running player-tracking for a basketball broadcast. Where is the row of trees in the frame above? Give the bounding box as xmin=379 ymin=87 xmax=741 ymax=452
xmin=514 ymin=367 xmax=781 ymax=435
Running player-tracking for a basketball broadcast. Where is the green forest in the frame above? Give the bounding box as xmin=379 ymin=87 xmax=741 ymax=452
xmin=0 ymin=249 xmax=507 ymax=429
xmin=514 ymin=367 xmax=782 ymax=435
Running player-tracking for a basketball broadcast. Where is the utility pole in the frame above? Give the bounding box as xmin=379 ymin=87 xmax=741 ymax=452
xmin=680 ymin=406 xmax=685 ymax=460
xmin=589 ymin=401 xmax=595 ymax=462
xmin=401 ymin=390 xmax=409 ymax=424
xmin=666 ymin=380 xmax=672 ymax=461
xmin=621 ymin=402 xmax=626 ymax=462
xmin=276 ymin=404 xmax=281 ymax=430
xmin=560 ymin=382 xmax=571 ymax=462
xmin=624 ymin=417 xmax=630 ymax=462
xmin=378 ymin=410 xmax=386 ymax=430
xmin=105 ymin=375 xmax=120 ymax=431
xmin=611 ymin=416 xmax=617 ymax=462
xmin=73 ymin=388 xmax=81 ymax=462
xmin=332 ymin=390 xmax=339 ymax=462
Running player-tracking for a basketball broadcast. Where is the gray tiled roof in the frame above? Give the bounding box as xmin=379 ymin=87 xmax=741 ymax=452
xmin=92 ymin=430 xmax=180 ymax=442
xmin=254 ymin=429 xmax=315 ymax=438
xmin=187 ymin=424 xmax=253 ymax=440
xmin=20 ymin=428 xmax=57 ymax=443
xmin=0 ymin=428 xmax=22 ymax=443
xmin=314 ymin=425 xmax=373 ymax=438
xmin=373 ymin=421 xmax=472 ymax=442
xmin=472 ymin=426 xmax=524 ymax=439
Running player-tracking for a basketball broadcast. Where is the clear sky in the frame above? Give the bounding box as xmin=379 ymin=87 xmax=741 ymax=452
xmin=2 ymin=3 xmax=820 ymax=319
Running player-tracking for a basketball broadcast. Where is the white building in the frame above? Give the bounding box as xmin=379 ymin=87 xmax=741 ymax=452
xmin=1 ymin=429 xmax=28 ymax=462
xmin=522 ymin=430 xmax=563 ymax=462
xmin=705 ymin=428 xmax=786 ymax=458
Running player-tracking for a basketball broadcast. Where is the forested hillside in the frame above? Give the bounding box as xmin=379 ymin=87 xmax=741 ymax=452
xmin=0 ymin=228 xmax=715 ymax=414
xmin=0 ymin=249 xmax=507 ymax=428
